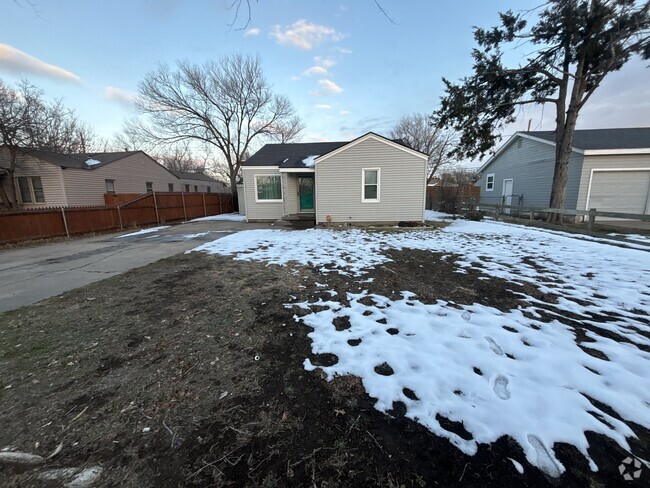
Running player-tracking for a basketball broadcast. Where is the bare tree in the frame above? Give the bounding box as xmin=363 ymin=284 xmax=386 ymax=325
xmin=127 ymin=54 xmax=303 ymax=197
xmin=390 ymin=113 xmax=457 ymax=184
xmin=0 ymin=79 xmax=97 ymax=209
xmin=436 ymin=168 xmax=481 ymax=214
xmin=156 ymin=142 xmax=207 ymax=173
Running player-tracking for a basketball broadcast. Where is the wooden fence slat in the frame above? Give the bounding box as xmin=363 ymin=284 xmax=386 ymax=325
xmin=0 ymin=191 xmax=233 ymax=244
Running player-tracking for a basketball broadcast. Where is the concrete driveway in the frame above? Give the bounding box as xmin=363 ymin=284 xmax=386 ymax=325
xmin=0 ymin=219 xmax=284 ymax=313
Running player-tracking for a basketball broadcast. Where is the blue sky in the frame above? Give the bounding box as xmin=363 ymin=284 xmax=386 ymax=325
xmin=1 ymin=0 xmax=649 ymax=162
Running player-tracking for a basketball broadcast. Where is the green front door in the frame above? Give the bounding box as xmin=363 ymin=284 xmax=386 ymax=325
xmin=299 ymin=176 xmax=314 ymax=211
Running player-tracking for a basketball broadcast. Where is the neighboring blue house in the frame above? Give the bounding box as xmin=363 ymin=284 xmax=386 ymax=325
xmin=477 ymin=128 xmax=650 ymax=215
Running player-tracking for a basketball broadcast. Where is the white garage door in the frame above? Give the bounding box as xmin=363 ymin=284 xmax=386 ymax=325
xmin=588 ymin=170 xmax=650 ymax=215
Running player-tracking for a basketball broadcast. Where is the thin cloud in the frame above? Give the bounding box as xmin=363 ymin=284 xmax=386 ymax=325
xmin=335 ymin=47 xmax=353 ymax=55
xmin=290 ymin=75 xmax=301 ymax=81
xmin=0 ymin=43 xmax=81 ymax=83
xmin=304 ymin=66 xmax=327 ymax=76
xmin=315 ymin=104 xmax=331 ymax=110
xmin=244 ymin=27 xmax=261 ymax=37
xmin=303 ymin=56 xmax=336 ymax=76
xmin=318 ymin=79 xmax=344 ymax=94
xmin=340 ymin=110 xmax=351 ymax=115
xmin=103 ymin=86 xmax=137 ymax=107
xmin=270 ymin=19 xmax=343 ymax=50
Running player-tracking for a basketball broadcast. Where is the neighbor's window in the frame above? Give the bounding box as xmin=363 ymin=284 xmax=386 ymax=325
xmin=105 ymin=179 xmax=116 ymax=194
xmin=168 ymin=183 xmax=174 ymax=192
xmin=194 ymin=185 xmax=198 ymax=192
xmin=362 ymin=168 xmax=380 ymax=202
xmin=486 ymin=173 xmax=495 ymax=191
xmin=255 ymin=175 xmax=282 ymax=201
xmin=17 ymin=176 xmax=45 ymax=203
xmin=206 ymin=186 xmax=211 ymax=193
xmin=145 ymin=181 xmax=153 ymax=192
xmin=185 ymin=184 xmax=190 ymax=192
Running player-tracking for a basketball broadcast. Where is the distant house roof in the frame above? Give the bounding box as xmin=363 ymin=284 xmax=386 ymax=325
xmin=15 ymin=148 xmax=141 ymax=169
xmin=242 ymin=134 xmax=415 ymax=169
xmin=526 ymin=128 xmax=650 ymax=150
xmin=170 ymin=170 xmax=218 ymax=183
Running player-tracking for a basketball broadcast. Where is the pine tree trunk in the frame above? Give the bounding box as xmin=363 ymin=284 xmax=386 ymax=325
xmin=548 ymin=111 xmax=579 ymax=223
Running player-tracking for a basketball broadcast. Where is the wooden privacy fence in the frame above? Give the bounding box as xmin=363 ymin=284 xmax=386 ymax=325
xmin=0 ymin=191 xmax=234 ymax=244
xmin=426 ymin=185 xmax=480 ymax=213
xmin=477 ymin=202 xmax=650 ymax=231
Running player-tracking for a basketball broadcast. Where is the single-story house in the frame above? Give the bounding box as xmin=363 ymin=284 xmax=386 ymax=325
xmin=0 ymin=146 xmax=226 ymax=208
xmin=477 ymin=127 xmax=650 ymax=216
xmin=241 ymin=132 xmax=429 ymax=224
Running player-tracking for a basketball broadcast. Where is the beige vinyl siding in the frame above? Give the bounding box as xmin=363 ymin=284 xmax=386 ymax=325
xmin=576 ymin=154 xmax=650 ymax=211
xmin=315 ymin=138 xmax=426 ymax=223
xmin=0 ymin=148 xmax=67 ymax=207
xmin=283 ymin=174 xmax=300 ymax=215
xmin=242 ymin=167 xmax=283 ymax=221
xmin=176 ymin=179 xmax=215 ymax=193
xmin=63 ymin=152 xmax=179 ymax=206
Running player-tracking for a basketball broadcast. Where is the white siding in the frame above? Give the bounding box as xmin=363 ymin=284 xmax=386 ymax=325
xmin=284 ymin=174 xmax=300 ymax=215
xmin=315 ymin=138 xmax=426 ymax=223
xmin=577 ymin=154 xmax=650 ymax=211
xmin=0 ymin=148 xmax=67 ymax=207
xmin=242 ymin=167 xmax=283 ymax=221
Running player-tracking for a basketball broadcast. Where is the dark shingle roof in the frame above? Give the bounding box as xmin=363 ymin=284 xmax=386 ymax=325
xmin=526 ymin=128 xmax=650 ymax=150
xmin=242 ymin=136 xmax=415 ymax=168
xmin=171 ymin=170 xmax=218 ymax=183
xmin=20 ymin=148 xmax=140 ymax=169
xmin=243 ymin=141 xmax=349 ymax=168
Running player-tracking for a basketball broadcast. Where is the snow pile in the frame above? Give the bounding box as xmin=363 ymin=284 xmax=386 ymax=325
xmin=84 ymin=158 xmax=102 ymax=167
xmin=296 ymin=290 xmax=650 ymax=476
xmin=424 ymin=210 xmax=454 ymax=221
xmin=116 ymin=226 xmax=170 ymax=238
xmin=302 ymin=155 xmax=319 ymax=168
xmin=190 ymin=213 xmax=246 ymax=222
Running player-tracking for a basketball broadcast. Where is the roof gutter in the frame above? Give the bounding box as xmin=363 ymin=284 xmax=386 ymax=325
xmin=584 ymin=148 xmax=650 ymax=156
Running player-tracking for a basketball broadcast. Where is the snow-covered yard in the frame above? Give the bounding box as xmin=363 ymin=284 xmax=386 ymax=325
xmin=192 ymin=220 xmax=650 ymax=478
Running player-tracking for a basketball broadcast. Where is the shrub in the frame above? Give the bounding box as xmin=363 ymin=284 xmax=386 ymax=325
xmin=462 ymin=210 xmax=484 ymax=221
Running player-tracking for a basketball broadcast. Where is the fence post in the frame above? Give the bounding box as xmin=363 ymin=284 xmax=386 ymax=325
xmin=202 ymin=192 xmax=207 ymax=216
xmin=218 ymin=192 xmax=222 ymax=214
xmin=61 ymin=207 xmax=70 ymax=238
xmin=587 ymin=208 xmax=596 ymax=231
xmin=494 ymin=204 xmax=500 ymax=221
xmin=117 ymin=205 xmax=123 ymax=230
xmin=529 ymin=207 xmax=535 ymax=222
xmin=152 ymin=191 xmax=160 ymax=224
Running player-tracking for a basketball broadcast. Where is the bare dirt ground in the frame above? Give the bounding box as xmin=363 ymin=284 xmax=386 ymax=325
xmin=0 ymin=245 xmax=647 ymax=487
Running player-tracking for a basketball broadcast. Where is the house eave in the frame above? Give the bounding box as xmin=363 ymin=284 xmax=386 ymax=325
xmin=583 ymin=148 xmax=650 ymax=156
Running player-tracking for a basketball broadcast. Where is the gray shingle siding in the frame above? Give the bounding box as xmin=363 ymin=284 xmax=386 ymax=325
xmin=478 ymin=136 xmax=584 ymax=209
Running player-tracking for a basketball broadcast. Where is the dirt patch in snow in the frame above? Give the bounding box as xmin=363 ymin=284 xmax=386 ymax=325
xmin=0 ymin=251 xmax=647 ymax=487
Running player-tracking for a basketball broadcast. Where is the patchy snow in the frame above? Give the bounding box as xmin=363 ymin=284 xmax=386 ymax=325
xmin=608 ymin=233 xmax=650 ymax=244
xmin=424 ymin=210 xmax=455 ymax=221
xmin=84 ymin=158 xmax=102 ymax=167
xmin=116 ymin=226 xmax=170 ymax=238
xmin=192 ymin=219 xmax=650 ymax=476
xmin=509 ymin=458 xmax=524 ymax=474
xmin=302 ymin=155 xmax=319 ymax=168
xmin=190 ymin=213 xmax=246 ymax=223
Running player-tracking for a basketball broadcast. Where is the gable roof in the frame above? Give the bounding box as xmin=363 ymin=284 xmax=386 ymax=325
xmin=526 ymin=128 xmax=650 ymax=150
xmin=242 ymin=133 xmax=425 ymax=169
xmin=479 ymin=127 xmax=650 ymax=172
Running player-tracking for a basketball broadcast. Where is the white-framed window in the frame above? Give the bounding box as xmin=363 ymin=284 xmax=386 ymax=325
xmin=206 ymin=186 xmax=211 ymax=193
xmin=146 ymin=181 xmax=153 ymax=193
xmin=185 ymin=184 xmax=190 ymax=192
xmin=194 ymin=185 xmax=198 ymax=192
xmin=16 ymin=176 xmax=45 ymax=203
xmin=485 ymin=173 xmax=495 ymax=191
xmin=105 ymin=179 xmax=116 ymax=194
xmin=362 ymin=168 xmax=380 ymax=202
xmin=168 ymin=183 xmax=174 ymax=192
xmin=255 ymin=174 xmax=282 ymax=202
